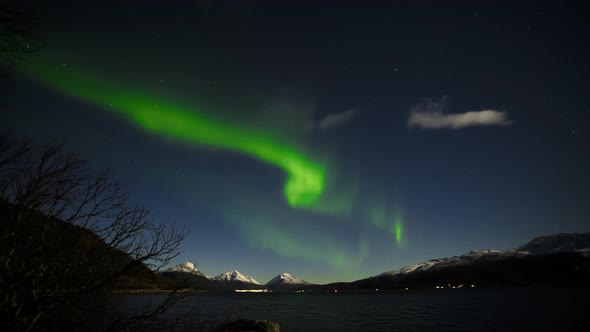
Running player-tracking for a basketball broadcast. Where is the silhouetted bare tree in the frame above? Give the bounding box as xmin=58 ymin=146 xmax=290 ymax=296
xmin=0 ymin=135 xmax=189 ymax=331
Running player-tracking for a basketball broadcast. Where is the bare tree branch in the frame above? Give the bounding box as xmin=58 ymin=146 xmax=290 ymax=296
xmin=0 ymin=135 xmax=189 ymax=330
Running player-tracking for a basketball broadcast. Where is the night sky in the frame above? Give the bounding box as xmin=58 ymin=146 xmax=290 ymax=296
xmin=2 ymin=1 xmax=589 ymax=283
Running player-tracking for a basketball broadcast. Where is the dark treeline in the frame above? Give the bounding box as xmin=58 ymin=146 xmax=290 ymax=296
xmin=0 ymin=6 xmax=204 ymax=330
xmin=0 ymin=135 xmax=189 ymax=331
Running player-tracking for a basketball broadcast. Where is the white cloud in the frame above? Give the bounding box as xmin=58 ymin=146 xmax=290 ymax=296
xmin=317 ymin=109 xmax=356 ymax=130
xmin=406 ymin=97 xmax=513 ymax=129
xmin=407 ymin=109 xmax=513 ymax=129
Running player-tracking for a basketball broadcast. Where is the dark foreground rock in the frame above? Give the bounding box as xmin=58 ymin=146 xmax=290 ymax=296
xmin=216 ymin=319 xmax=280 ymax=332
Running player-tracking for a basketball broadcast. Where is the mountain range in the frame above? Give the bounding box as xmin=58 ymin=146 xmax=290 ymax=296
xmin=303 ymin=233 xmax=590 ymax=292
xmin=161 ymin=265 xmax=312 ymax=291
xmin=161 ymin=232 xmax=590 ymax=292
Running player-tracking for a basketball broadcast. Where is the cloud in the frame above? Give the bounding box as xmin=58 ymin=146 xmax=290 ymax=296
xmin=317 ymin=109 xmax=356 ymax=130
xmin=408 ymin=109 xmax=513 ymax=129
xmin=406 ymin=97 xmax=513 ymax=129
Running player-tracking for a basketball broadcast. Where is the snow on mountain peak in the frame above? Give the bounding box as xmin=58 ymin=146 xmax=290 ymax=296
xmin=381 ymin=249 xmax=529 ymax=277
xmin=517 ymin=233 xmax=590 ymax=255
xmin=166 ymin=262 xmax=198 ymax=273
xmin=465 ymin=249 xmax=502 ymax=256
xmin=266 ymin=272 xmax=310 ymax=286
xmin=214 ymin=270 xmax=260 ymax=285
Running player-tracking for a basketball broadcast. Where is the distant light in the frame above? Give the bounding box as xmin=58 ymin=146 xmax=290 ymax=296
xmin=471 ymin=284 xmax=475 ymax=288
xmin=235 ymin=289 xmax=270 ymax=293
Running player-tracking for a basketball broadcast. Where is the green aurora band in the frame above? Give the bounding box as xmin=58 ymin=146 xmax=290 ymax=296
xmin=240 ymin=221 xmax=351 ymax=268
xmin=395 ymin=220 xmax=403 ymax=245
xmin=19 ymin=55 xmax=405 ymax=266
xmin=20 ymin=57 xmax=325 ymax=207
xmin=368 ymin=201 xmax=404 ymax=246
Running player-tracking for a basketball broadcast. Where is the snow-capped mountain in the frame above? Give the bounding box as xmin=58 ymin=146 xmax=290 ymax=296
xmin=516 ymin=233 xmax=590 ymax=255
xmin=265 ymin=273 xmax=312 ymax=288
xmin=165 ymin=262 xmax=210 ymax=278
xmin=214 ymin=270 xmax=260 ymax=285
xmin=381 ymin=249 xmax=528 ymax=277
xmin=384 ymin=233 xmax=590 ymax=278
xmin=166 ymin=262 xmax=198 ymax=273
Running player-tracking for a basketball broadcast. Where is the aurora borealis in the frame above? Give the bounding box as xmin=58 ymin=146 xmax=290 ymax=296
xmin=17 ymin=56 xmax=403 ymax=270
xmin=2 ymin=1 xmax=590 ymax=284
xmin=20 ymin=58 xmax=327 ymax=208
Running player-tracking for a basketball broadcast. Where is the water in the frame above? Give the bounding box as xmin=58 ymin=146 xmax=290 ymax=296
xmin=112 ymin=288 xmax=589 ymax=331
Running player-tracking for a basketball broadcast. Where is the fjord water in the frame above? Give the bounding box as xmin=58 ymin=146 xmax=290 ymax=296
xmin=113 ymin=288 xmax=588 ymax=331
